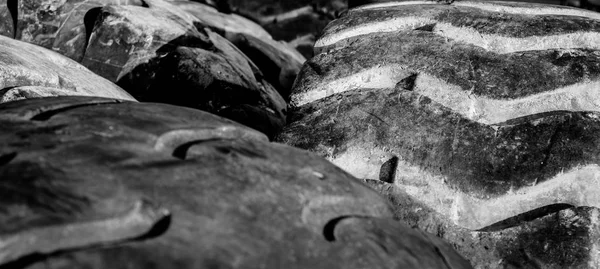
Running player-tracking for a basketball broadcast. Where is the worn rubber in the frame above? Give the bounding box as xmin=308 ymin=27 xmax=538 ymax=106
xmin=0 ymin=96 xmax=471 ymax=269
xmin=284 ymin=0 xmax=600 ymax=232
xmin=280 ymin=2 xmax=600 ymax=267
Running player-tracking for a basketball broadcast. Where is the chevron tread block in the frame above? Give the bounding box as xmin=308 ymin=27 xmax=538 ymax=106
xmin=283 ymin=0 xmax=600 ymax=232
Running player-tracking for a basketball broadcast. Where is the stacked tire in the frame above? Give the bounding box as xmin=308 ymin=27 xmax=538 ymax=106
xmin=1 ymin=0 xmax=309 ymax=138
xmin=0 ymin=96 xmax=472 ymax=268
xmin=0 ymin=0 xmax=474 ymax=268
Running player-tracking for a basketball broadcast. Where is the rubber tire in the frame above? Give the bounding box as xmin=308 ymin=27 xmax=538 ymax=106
xmin=0 ymin=96 xmax=471 ymax=269
xmin=280 ymin=1 xmax=600 ymax=267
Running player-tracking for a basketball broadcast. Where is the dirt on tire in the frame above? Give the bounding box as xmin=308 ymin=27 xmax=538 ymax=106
xmin=279 ymin=1 xmax=600 ymax=267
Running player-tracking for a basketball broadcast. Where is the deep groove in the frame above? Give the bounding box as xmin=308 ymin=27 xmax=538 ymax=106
xmin=378 ymin=156 xmax=398 ymax=183
xmin=140 ymin=0 xmax=149 ymax=8
xmin=494 ymin=110 xmax=576 ymax=127
xmin=30 ymin=101 xmax=119 ymax=121
xmin=7 ymin=0 xmax=17 ymax=39
xmin=414 ymin=23 xmax=436 ymax=32
xmin=323 ymin=215 xmax=366 ymax=242
xmin=0 ymin=152 xmax=17 ymax=166
xmin=0 ymin=253 xmax=44 ymax=269
xmin=172 ymin=140 xmax=200 ymax=160
xmin=323 ymin=216 xmax=349 ymax=241
xmin=477 ymin=203 xmax=574 ymax=232
xmin=172 ymin=139 xmax=266 ymax=160
xmin=0 ymin=86 xmax=17 ymax=97
xmin=434 ymin=246 xmax=454 ymax=269
xmin=395 ymin=73 xmax=418 ymax=91
xmin=82 ymin=7 xmax=104 ymax=62
xmin=307 ymin=61 xmax=324 ymax=76
xmin=171 ymin=139 xmax=220 ymax=160
xmin=133 ymin=212 xmax=172 ymax=240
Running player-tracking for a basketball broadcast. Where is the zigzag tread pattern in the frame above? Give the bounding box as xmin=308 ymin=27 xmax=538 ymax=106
xmin=294 ymin=0 xmax=600 ymax=125
xmin=286 ymin=0 xmax=600 ymax=230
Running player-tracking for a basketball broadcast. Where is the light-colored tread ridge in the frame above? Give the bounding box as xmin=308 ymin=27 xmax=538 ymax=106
xmin=0 ymin=201 xmax=165 ymax=264
xmin=353 ymin=1 xmax=438 ymax=11
xmin=354 ymin=0 xmax=600 ymax=22
xmin=435 ymin=24 xmax=600 ymax=54
xmin=293 ymin=64 xmax=413 ymax=106
xmin=316 ymin=16 xmax=600 ymax=53
xmin=315 ymin=17 xmax=434 ymax=48
xmin=455 ymin=1 xmax=600 ymax=21
xmin=293 ymin=65 xmax=600 ymax=125
xmin=451 ymin=164 xmax=600 ymax=230
xmin=415 ymin=74 xmax=600 ymax=125
xmin=333 ymin=146 xmax=600 ymax=231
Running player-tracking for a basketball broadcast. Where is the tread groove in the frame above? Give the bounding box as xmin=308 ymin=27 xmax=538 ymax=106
xmin=82 ymin=7 xmax=104 ymax=62
xmin=7 ymin=0 xmax=17 ymax=39
xmin=30 ymin=101 xmax=120 ymax=121
xmin=0 ymin=152 xmax=17 ymax=167
xmin=477 ymin=203 xmax=574 ymax=232
xmin=323 ymin=215 xmax=362 ymax=242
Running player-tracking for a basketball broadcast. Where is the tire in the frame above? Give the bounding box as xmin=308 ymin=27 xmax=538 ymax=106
xmin=0 ymin=35 xmax=134 ymax=102
xmin=280 ymin=1 xmax=600 ymax=267
xmin=0 ymin=96 xmax=471 ymax=269
xmin=0 ymin=0 xmax=305 ymax=139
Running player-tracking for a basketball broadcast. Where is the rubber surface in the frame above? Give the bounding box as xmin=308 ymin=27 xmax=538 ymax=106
xmin=0 ymin=96 xmax=471 ymax=269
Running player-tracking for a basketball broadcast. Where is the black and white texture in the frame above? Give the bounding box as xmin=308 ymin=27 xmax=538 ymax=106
xmin=0 ymin=0 xmax=309 ymax=139
xmin=279 ymin=1 xmax=600 ymax=267
xmin=0 ymin=96 xmax=472 ymax=269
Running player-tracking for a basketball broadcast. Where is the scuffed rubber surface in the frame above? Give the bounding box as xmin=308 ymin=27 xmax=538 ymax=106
xmin=284 ymin=0 xmax=600 ymax=231
xmin=0 ymin=96 xmax=471 ymax=269
xmin=279 ymin=1 xmax=600 ymax=267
